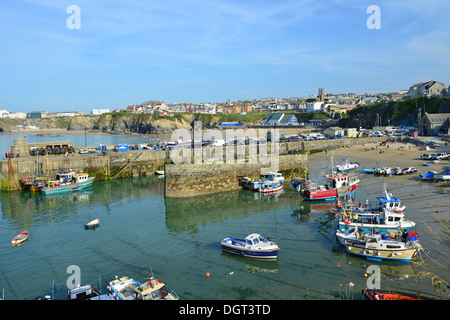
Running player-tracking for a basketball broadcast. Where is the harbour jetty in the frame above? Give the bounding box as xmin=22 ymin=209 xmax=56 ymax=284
xmin=0 ymin=135 xmax=387 ymax=195
xmin=164 ymin=153 xmax=307 ymax=198
xmin=0 ymin=138 xmax=166 ymax=191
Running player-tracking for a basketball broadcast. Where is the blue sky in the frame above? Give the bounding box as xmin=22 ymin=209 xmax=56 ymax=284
xmin=1 ymin=0 xmax=449 ymax=113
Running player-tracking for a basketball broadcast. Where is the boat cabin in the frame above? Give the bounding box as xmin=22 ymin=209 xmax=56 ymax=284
xmin=56 ymin=170 xmax=76 ymax=183
xmin=245 ymin=233 xmax=267 ymax=247
xmin=67 ymin=284 xmax=101 ymax=300
xmin=376 ymin=196 xmax=405 ymax=212
xmin=329 ymin=174 xmax=358 ymax=189
xmin=261 ymin=172 xmax=284 ymax=183
xmin=74 ymin=173 xmax=89 ymax=184
xmin=135 ymin=278 xmax=171 ymax=300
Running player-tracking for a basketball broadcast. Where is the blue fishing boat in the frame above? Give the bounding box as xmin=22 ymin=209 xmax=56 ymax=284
xmin=242 ymin=172 xmax=284 ymax=192
xmin=336 ymin=189 xmax=415 ymax=235
xmin=362 ymin=168 xmax=376 ymax=173
xmin=221 ymin=233 xmax=280 ymax=260
xmin=420 ymin=171 xmax=437 ymax=181
xmin=41 ymin=173 xmax=94 ymax=195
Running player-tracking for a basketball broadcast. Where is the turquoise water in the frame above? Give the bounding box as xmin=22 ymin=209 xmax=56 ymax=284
xmin=0 ymin=134 xmax=448 ymax=300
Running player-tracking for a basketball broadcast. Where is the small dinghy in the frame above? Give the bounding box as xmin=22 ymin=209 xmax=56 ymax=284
xmin=362 ymin=289 xmax=434 ymax=300
xmin=11 ymin=231 xmax=29 ymax=246
xmin=85 ymin=218 xmax=100 ymax=229
xmin=221 ymin=233 xmax=280 ymax=260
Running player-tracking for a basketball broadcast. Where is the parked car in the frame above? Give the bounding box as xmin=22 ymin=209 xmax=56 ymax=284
xmin=426 ymin=140 xmax=440 ymax=148
xmin=400 ymin=167 xmax=417 ymax=175
xmin=421 ymin=154 xmax=434 ymax=159
xmin=431 ymin=153 xmax=449 ymax=160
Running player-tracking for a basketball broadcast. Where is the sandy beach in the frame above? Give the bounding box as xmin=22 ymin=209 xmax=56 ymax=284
xmin=309 ymin=136 xmax=450 ymax=182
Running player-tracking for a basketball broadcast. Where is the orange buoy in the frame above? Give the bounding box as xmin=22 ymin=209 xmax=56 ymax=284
xmin=206 ymin=272 xmax=210 ymax=278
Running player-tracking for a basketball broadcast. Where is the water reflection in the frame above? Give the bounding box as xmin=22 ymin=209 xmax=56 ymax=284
xmin=221 ymin=251 xmax=280 ymax=274
xmin=0 ymin=175 xmax=165 ymax=230
xmin=164 ymin=189 xmax=299 ymax=234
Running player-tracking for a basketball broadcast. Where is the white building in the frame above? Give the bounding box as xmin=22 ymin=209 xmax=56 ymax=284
xmin=4 ymin=112 xmax=26 ymax=119
xmin=0 ymin=109 xmax=9 ymax=118
xmin=91 ymin=109 xmax=110 ymax=115
xmin=305 ymin=102 xmax=325 ymax=113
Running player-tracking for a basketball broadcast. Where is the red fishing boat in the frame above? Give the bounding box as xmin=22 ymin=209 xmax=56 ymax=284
xmin=296 ymin=157 xmax=360 ymax=201
xmin=362 ymin=289 xmax=434 ymax=300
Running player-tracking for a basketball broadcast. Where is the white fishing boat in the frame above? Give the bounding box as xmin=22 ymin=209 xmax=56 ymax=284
xmin=335 ymin=159 xmax=359 ymax=172
xmin=344 ymin=233 xmax=421 ymax=263
xmin=221 ymin=233 xmax=280 ymax=260
xmin=108 ymin=273 xmax=178 ymax=300
xmin=242 ymin=172 xmax=284 ymax=192
xmin=435 ymin=168 xmax=450 ymax=181
xmin=66 ymin=284 xmax=114 ymax=300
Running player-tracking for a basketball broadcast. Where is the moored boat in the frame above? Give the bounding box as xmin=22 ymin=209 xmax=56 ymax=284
xmin=41 ymin=173 xmax=94 ymax=195
xmin=335 ymin=159 xmax=359 ymax=172
xmin=11 ymin=231 xmax=29 ymax=246
xmin=336 ymin=190 xmax=415 ymax=235
xmin=344 ymin=233 xmax=421 ymax=263
xmin=108 ymin=275 xmax=179 ymax=300
xmin=66 ymin=284 xmax=114 ymax=300
xmin=242 ymin=172 xmax=284 ymax=192
xmin=85 ymin=218 xmax=100 ymax=229
xmin=361 ymin=289 xmax=434 ymax=300
xmin=420 ymin=170 xmax=437 ymax=181
xmin=435 ymin=168 xmax=450 ymax=181
xmin=298 ymin=172 xmax=359 ymax=201
xmin=221 ymin=233 xmax=280 ymax=260
xmin=297 ymin=157 xmax=360 ymax=201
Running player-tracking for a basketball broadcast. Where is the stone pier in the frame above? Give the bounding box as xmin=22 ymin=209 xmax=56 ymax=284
xmin=164 ymin=154 xmax=307 ymax=198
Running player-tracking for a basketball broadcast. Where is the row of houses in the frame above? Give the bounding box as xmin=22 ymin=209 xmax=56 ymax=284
xmin=0 ymin=110 xmax=85 ymax=119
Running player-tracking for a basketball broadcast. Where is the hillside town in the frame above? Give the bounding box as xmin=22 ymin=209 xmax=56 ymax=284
xmin=1 ymin=80 xmax=450 ymax=136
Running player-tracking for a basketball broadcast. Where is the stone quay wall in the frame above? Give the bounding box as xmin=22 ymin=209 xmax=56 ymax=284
xmin=164 ymin=153 xmax=307 ymax=198
xmin=0 ymin=150 xmax=167 ymax=191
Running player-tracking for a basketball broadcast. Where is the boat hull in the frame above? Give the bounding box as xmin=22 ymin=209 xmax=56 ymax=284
xmin=301 ymin=183 xmax=358 ymax=201
xmin=42 ymin=177 xmax=94 ymax=195
xmin=362 ymin=289 xmax=433 ymax=300
xmin=345 ymin=241 xmax=418 ymax=262
xmin=85 ymin=219 xmax=100 ymax=228
xmin=221 ymin=237 xmax=280 ymax=260
xmin=257 ymin=184 xmax=283 ymax=193
xmin=338 ymin=221 xmax=416 ymax=235
xmin=221 ymin=244 xmax=279 ymax=260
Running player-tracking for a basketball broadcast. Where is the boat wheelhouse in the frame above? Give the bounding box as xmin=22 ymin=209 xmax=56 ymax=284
xmin=298 ymin=172 xmax=359 ymax=201
xmin=108 ymin=275 xmax=178 ymax=300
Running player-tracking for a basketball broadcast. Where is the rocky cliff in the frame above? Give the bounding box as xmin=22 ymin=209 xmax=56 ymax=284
xmin=0 ymin=112 xmax=269 ymax=134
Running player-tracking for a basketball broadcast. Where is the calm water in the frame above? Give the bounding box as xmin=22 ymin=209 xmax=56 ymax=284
xmin=0 ymin=134 xmax=449 ymax=300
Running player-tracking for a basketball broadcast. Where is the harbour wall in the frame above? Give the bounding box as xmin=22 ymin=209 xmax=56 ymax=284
xmin=0 ymin=136 xmax=387 ymax=192
xmin=0 ymin=150 xmax=167 ymax=191
xmin=164 ymin=154 xmax=308 ymax=198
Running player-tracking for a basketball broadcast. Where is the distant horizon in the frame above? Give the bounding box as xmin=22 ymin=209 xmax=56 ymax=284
xmin=1 ymin=1 xmax=449 ymax=114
